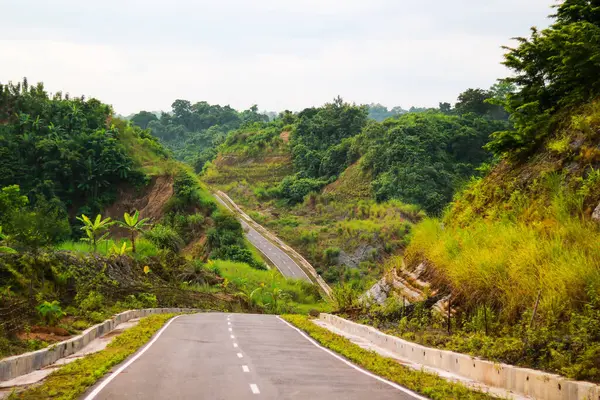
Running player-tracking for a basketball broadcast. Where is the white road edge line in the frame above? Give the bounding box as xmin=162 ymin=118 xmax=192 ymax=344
xmin=250 ymin=384 xmax=260 ymax=394
xmin=242 ymin=365 xmax=250 ymax=372
xmin=276 ymin=316 xmax=428 ymax=400
xmin=84 ymin=315 xmax=183 ymax=400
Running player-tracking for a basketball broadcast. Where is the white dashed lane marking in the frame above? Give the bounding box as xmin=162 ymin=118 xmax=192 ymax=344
xmin=237 ymin=353 xmax=243 ymax=359
xmin=230 ymin=335 xmax=235 ymax=339
xmin=242 ymin=365 xmax=250 ymax=373
xmin=250 ymin=384 xmax=260 ymax=394
xmin=233 ymin=343 xmax=238 ymax=348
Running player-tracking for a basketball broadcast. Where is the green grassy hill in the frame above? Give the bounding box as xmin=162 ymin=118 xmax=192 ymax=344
xmin=0 ymin=80 xmax=322 ymax=359
xmin=204 ymin=120 xmax=426 ymax=290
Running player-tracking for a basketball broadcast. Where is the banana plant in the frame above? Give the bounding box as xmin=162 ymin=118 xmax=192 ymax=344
xmin=0 ymin=226 xmax=16 ymax=254
xmin=77 ymin=214 xmax=114 ymax=252
xmin=110 ymin=241 xmax=132 ymax=256
xmin=117 ymin=210 xmax=150 ymax=253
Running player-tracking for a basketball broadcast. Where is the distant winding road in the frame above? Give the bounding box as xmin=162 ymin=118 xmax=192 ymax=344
xmin=212 ymin=192 xmax=311 ymax=282
xmin=84 ymin=313 xmax=423 ymax=400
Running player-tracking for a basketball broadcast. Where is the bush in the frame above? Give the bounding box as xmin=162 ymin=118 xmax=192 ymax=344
xmin=78 ymin=291 xmax=104 ymax=313
xmin=143 ymin=224 xmax=185 ymax=253
xmin=37 ymin=300 xmax=66 ymax=326
xmin=277 ymin=175 xmax=327 ymax=204
xmin=211 ymin=245 xmax=267 ymax=270
xmin=323 ymin=247 xmax=340 ymax=265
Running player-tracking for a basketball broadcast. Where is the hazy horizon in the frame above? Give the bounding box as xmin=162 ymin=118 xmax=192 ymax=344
xmin=1 ymin=0 xmax=554 ymax=115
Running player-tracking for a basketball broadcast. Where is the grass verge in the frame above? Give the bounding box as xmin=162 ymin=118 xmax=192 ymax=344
xmin=9 ymin=314 xmax=178 ymax=400
xmin=280 ymin=315 xmax=498 ymax=400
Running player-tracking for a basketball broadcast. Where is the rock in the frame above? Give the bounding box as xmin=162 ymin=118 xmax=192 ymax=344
xmin=593 ymin=203 xmax=600 ymax=222
xmin=362 ymin=278 xmax=390 ymax=305
xmin=337 ymin=244 xmax=378 ymax=269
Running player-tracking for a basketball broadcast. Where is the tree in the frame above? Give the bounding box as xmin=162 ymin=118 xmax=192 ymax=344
xmin=77 ymin=214 xmax=114 ymax=252
xmin=117 ymin=210 xmax=151 ymax=253
xmin=487 ymin=0 xmax=600 ymax=156
xmin=455 ymin=89 xmax=492 ymax=116
xmin=130 ymin=111 xmax=158 ymax=129
xmin=439 ymin=102 xmax=452 ymax=114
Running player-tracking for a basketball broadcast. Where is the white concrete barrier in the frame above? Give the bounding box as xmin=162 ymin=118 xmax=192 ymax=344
xmin=319 ymin=313 xmax=600 ymax=400
xmin=0 ymin=308 xmax=197 ymax=382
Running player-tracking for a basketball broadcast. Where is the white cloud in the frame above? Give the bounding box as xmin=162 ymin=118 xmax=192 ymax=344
xmin=0 ymin=0 xmax=555 ymax=114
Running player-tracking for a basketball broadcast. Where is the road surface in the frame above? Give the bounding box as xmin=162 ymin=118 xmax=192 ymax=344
xmin=213 ymin=193 xmax=311 ymax=282
xmin=84 ymin=313 xmax=424 ymax=400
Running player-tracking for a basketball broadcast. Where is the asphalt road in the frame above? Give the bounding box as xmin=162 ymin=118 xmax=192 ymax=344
xmin=84 ymin=313 xmax=423 ymax=400
xmin=213 ymin=193 xmax=310 ymax=282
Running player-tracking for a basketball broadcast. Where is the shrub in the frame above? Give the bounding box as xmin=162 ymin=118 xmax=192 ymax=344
xmin=277 ymin=175 xmax=327 ymax=204
xmin=323 ymin=247 xmax=340 ymax=265
xmin=211 ymin=245 xmax=267 ymax=270
xmin=143 ymin=224 xmax=184 ymax=253
xmin=78 ymin=291 xmax=104 ymax=313
xmin=37 ymin=300 xmax=66 ymax=326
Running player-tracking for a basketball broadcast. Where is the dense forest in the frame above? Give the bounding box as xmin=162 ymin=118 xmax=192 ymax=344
xmin=130 ymin=101 xmax=269 ymax=173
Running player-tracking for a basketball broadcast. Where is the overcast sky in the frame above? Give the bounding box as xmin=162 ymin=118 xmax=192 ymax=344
xmin=1 ymin=0 xmax=555 ymax=115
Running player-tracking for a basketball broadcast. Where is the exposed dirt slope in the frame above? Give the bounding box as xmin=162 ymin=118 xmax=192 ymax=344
xmin=104 ymin=175 xmax=174 ymax=237
xmin=106 ymin=175 xmax=174 ymax=221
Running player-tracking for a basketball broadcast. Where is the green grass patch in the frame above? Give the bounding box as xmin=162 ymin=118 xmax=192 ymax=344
xmin=280 ymin=315 xmax=497 ymax=400
xmin=215 ymin=260 xmax=330 ymax=314
xmin=57 ymin=238 xmax=160 ymax=260
xmin=9 ymin=314 xmax=177 ymax=400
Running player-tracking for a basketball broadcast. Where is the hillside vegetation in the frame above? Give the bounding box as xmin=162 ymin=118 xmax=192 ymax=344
xmin=132 ymin=100 xmax=270 ymax=172
xmin=203 ymin=88 xmax=510 ymax=289
xmin=0 ymin=81 xmax=323 ymax=359
xmin=201 ymin=0 xmax=600 ymax=384
xmin=391 ymin=1 xmax=600 ymax=383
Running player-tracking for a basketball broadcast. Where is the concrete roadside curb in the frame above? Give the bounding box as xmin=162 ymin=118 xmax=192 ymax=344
xmin=318 ymin=313 xmax=600 ymax=400
xmin=0 ymin=308 xmax=198 ymax=383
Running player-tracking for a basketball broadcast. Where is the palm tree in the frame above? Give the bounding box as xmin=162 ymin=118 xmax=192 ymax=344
xmin=117 ymin=210 xmax=150 ymax=253
xmin=77 ymin=214 xmax=114 ymax=252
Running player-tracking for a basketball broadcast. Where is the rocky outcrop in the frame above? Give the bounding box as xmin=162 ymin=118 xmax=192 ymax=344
xmin=593 ymin=202 xmax=600 ymax=222
xmin=337 ymin=244 xmax=378 ymax=269
xmin=362 ymin=265 xmax=431 ymax=306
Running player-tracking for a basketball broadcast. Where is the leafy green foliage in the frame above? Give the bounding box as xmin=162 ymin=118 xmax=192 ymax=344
xmin=0 ymin=80 xmax=146 ymax=217
xmin=366 ymin=104 xmax=407 ymax=121
xmin=487 ymin=0 xmax=600 ymax=156
xmin=207 ymin=211 xmax=266 ymax=270
xmin=360 ymin=111 xmax=510 ymax=214
xmin=130 ymin=111 xmax=158 ymax=129
xmin=134 ymin=101 xmax=269 ymax=171
xmin=76 ymin=214 xmax=114 ymax=252
xmin=116 ymin=210 xmax=150 ymax=253
xmin=291 ymin=97 xmax=367 ymax=181
xmin=0 ymin=226 xmax=16 ymax=254
xmin=143 ymin=224 xmax=184 ymax=253
xmin=215 ymin=260 xmax=326 ymax=314
xmin=0 ymin=185 xmax=70 ymax=251
xmin=36 ymin=300 xmax=66 ymax=326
